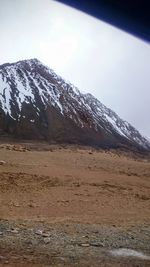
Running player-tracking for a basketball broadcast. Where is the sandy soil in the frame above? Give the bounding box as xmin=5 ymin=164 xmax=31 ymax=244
xmin=0 ymin=143 xmax=150 ymax=266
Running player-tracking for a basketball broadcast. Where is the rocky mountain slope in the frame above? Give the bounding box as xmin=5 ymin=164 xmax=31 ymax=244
xmin=0 ymin=58 xmax=149 ymax=151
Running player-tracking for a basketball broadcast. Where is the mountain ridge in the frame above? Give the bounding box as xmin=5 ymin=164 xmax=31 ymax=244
xmin=0 ymin=58 xmax=149 ymax=151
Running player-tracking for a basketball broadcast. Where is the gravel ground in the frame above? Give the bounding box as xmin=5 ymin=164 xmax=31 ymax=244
xmin=0 ymin=220 xmax=150 ymax=267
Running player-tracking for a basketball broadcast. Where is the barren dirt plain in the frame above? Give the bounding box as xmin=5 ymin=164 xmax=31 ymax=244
xmin=0 ymin=142 xmax=150 ymax=267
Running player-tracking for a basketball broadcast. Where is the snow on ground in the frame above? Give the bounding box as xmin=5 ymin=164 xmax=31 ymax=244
xmin=109 ymin=248 xmax=150 ymax=260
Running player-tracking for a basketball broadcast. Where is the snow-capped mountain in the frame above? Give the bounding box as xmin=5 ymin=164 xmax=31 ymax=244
xmin=0 ymin=58 xmax=149 ymax=151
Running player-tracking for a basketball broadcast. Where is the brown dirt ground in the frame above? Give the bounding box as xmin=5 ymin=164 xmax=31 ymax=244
xmin=0 ymin=143 xmax=150 ymax=266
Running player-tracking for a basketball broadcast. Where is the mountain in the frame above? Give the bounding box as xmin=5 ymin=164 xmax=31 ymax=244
xmin=0 ymin=58 xmax=149 ymax=151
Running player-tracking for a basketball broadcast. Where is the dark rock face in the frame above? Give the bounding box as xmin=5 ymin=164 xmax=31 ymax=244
xmin=0 ymin=58 xmax=149 ymax=150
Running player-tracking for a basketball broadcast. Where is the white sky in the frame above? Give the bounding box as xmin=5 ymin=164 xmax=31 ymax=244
xmin=0 ymin=0 xmax=150 ymax=137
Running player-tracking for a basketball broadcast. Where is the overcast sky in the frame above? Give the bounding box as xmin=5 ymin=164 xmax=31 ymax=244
xmin=0 ymin=0 xmax=150 ymax=137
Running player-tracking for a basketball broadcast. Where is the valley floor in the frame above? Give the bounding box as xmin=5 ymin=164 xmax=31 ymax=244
xmin=0 ymin=142 xmax=150 ymax=266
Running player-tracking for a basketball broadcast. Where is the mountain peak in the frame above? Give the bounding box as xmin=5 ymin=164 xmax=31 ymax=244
xmin=0 ymin=58 xmax=42 ymax=69
xmin=0 ymin=59 xmax=149 ymax=151
xmin=17 ymin=58 xmax=42 ymax=65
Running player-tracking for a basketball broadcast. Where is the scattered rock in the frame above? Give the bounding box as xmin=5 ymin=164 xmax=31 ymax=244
xmin=13 ymin=203 xmax=20 ymax=207
xmin=89 ymin=241 xmax=104 ymax=247
xmin=80 ymin=243 xmax=90 ymax=247
xmin=0 ymin=160 xmax=6 ymax=165
xmin=28 ymin=203 xmax=35 ymax=208
xmin=43 ymin=237 xmax=51 ymax=244
xmin=0 ymin=231 xmax=3 ymax=235
xmin=42 ymin=232 xmax=51 ymax=237
xmin=11 ymin=228 xmax=19 ymax=234
xmin=59 ymin=257 xmax=66 ymax=262
xmin=35 ymin=229 xmax=43 ymax=235
xmin=1 ymin=144 xmax=29 ymax=152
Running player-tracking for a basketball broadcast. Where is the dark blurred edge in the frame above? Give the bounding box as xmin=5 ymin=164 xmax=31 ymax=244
xmin=57 ymin=0 xmax=150 ymax=43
